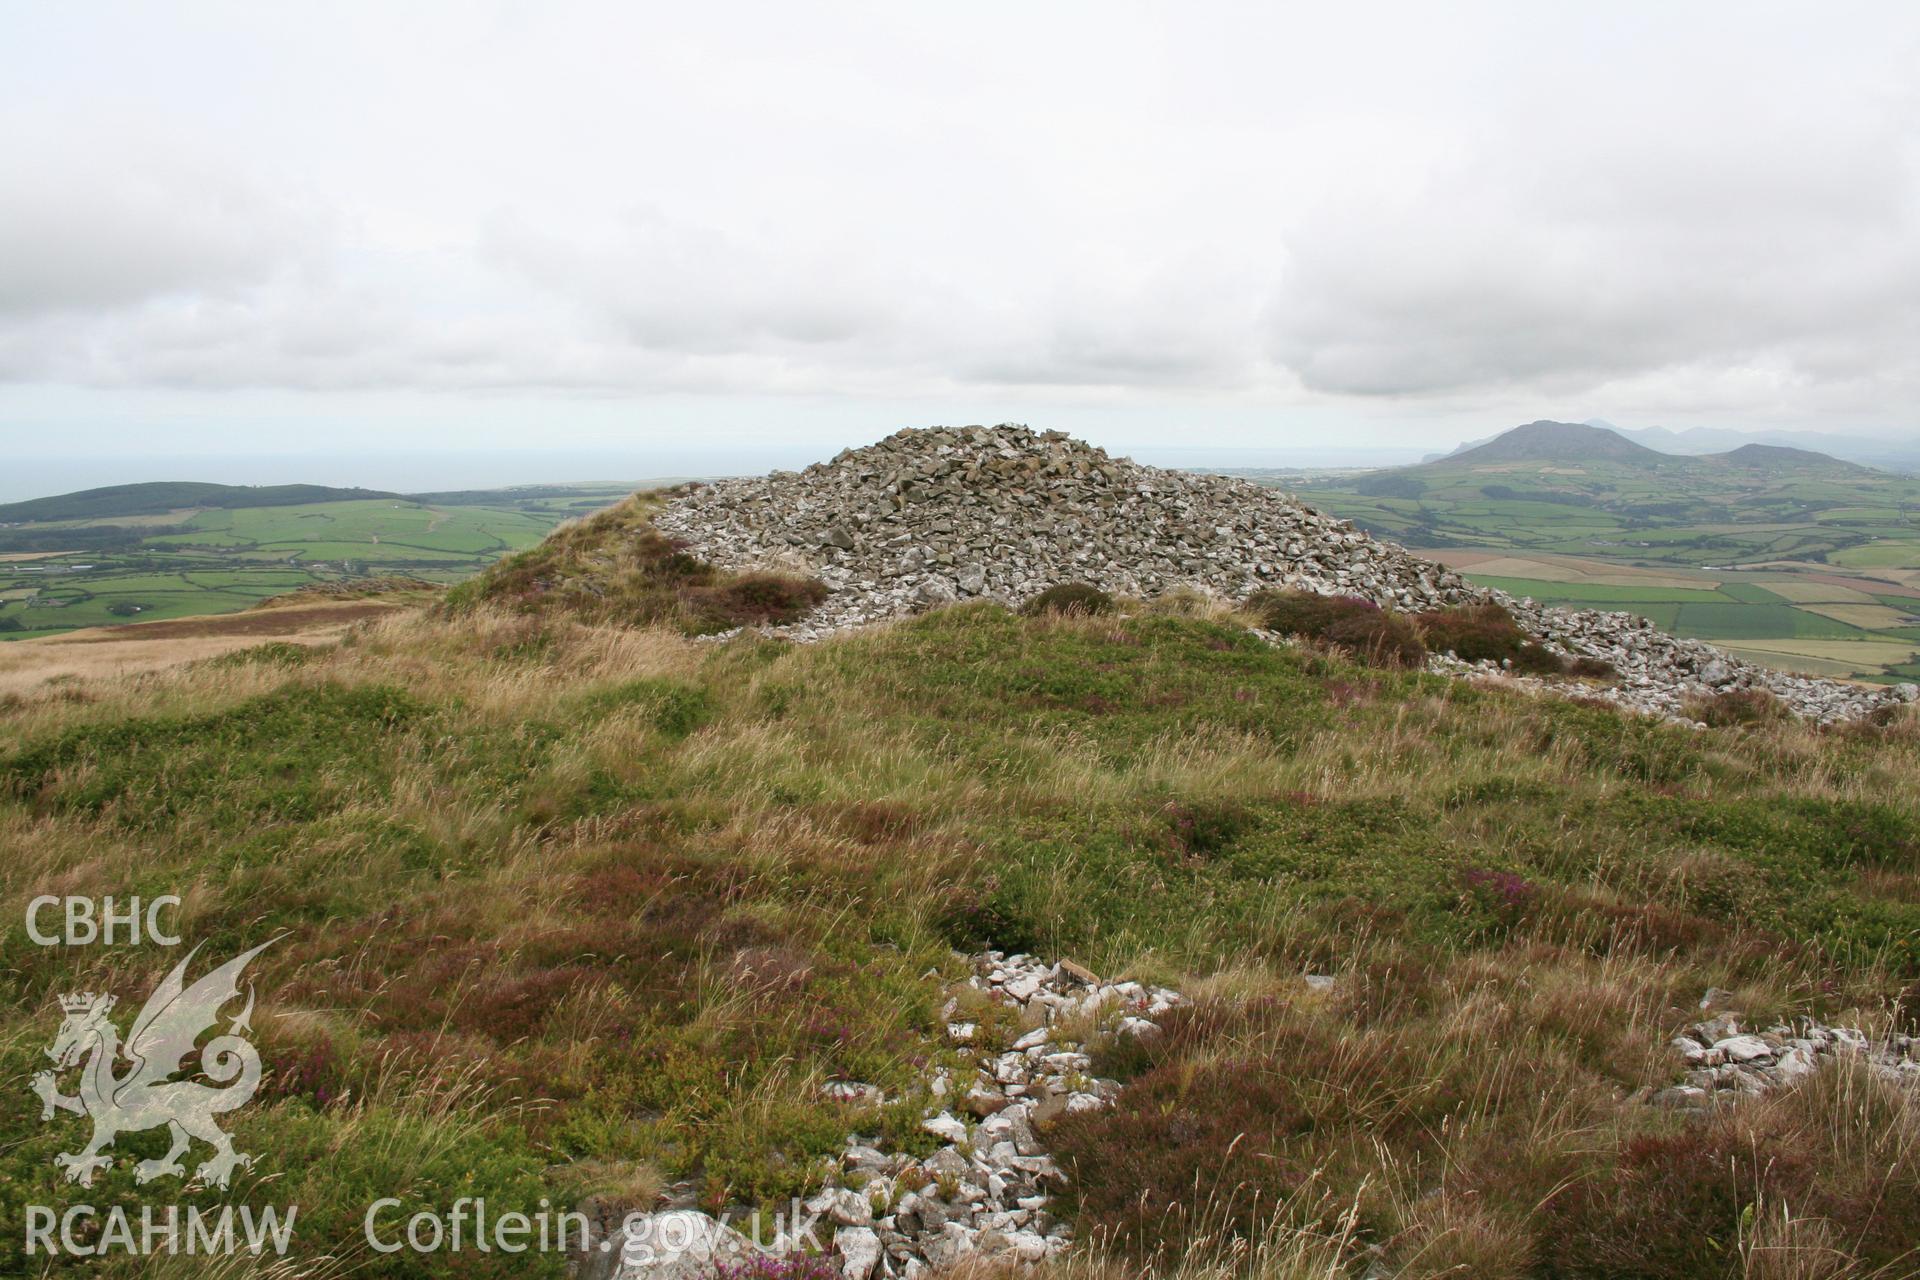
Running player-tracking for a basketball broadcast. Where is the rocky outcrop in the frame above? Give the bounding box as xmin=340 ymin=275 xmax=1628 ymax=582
xmin=1496 ymin=603 xmax=1914 ymax=723
xmin=658 ymin=424 xmax=1912 ymax=723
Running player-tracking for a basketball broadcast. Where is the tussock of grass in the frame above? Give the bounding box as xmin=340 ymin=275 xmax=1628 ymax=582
xmin=1686 ymin=686 xmax=1795 ymax=728
xmin=4 ymin=571 xmax=1920 ymax=1274
xmin=1021 ymin=583 xmax=1117 ymax=617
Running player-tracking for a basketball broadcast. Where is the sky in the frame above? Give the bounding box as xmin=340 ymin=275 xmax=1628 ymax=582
xmin=1 ymin=1 xmax=1917 ymax=490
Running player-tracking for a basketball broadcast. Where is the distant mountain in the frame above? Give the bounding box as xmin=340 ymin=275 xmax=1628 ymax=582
xmin=1422 ymin=422 xmax=1885 ymax=474
xmin=1438 ymin=421 xmax=1667 ymax=467
xmin=1585 ymin=421 xmax=1920 ymax=472
xmin=1706 ymin=443 xmax=1860 ymax=470
xmin=0 ymin=481 xmax=403 ymax=524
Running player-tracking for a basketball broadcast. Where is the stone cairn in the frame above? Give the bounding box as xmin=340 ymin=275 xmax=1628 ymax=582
xmin=657 ymin=424 xmax=1913 ymax=724
xmin=604 ymin=953 xmax=1184 ymax=1280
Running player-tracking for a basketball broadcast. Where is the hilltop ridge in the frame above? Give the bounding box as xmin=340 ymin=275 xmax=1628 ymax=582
xmin=642 ymin=424 xmax=1909 ymax=723
xmin=1710 ymin=441 xmax=1860 ymax=470
xmin=0 ymin=480 xmax=406 ymax=524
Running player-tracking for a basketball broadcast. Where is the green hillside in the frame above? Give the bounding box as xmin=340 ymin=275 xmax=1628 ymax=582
xmin=1283 ymin=426 xmax=1920 ymax=682
xmin=0 ymin=481 xmax=404 ymax=524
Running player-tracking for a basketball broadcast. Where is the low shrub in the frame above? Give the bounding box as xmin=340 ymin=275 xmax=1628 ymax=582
xmin=1022 ymin=582 xmax=1116 ymax=617
xmin=714 ymin=1255 xmax=840 ymax=1280
xmin=1247 ymin=589 xmax=1426 ymax=668
xmin=202 ymin=640 xmax=326 ymax=669
xmin=1049 ymin=1047 xmax=1315 ymax=1258
xmin=686 ymin=572 xmax=829 ymax=630
xmin=1417 ymin=602 xmax=1566 ymax=675
xmin=1542 ymin=1062 xmax=1920 ymax=1276
xmin=1685 ymin=688 xmax=1790 ymax=728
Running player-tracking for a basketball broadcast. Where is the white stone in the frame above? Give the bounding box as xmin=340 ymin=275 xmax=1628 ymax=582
xmin=1002 ymin=973 xmax=1044 ymax=1002
xmin=1713 ymin=1034 xmax=1775 ymax=1064
xmin=610 ymin=1211 xmax=761 ymax=1280
xmin=922 ymin=1112 xmax=969 ymax=1143
xmin=836 ymin=1227 xmax=882 ymax=1280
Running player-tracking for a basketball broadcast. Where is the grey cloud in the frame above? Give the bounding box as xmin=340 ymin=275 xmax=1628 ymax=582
xmin=1267 ymin=89 xmax=1920 ymax=400
xmin=483 ymin=210 xmax=892 ymax=356
xmin=0 ymin=123 xmax=323 ymax=318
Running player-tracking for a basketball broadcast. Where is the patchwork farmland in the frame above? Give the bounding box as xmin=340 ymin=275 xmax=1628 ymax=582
xmin=1271 ymin=427 xmax=1920 ymax=683
xmin=0 ymin=485 xmax=631 ymax=640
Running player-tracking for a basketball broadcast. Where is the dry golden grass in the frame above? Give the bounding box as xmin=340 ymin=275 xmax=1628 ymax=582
xmin=0 ymin=601 xmax=410 ymax=696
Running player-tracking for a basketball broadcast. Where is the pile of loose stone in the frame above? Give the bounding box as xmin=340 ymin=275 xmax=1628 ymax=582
xmin=599 ymin=953 xmax=1182 ymax=1280
xmin=817 ymin=953 xmax=1183 ymax=1279
xmin=658 ymin=424 xmax=1475 ymax=634
xmin=1649 ymin=1003 xmax=1920 ymax=1110
xmin=658 ymin=424 xmax=1912 ymax=724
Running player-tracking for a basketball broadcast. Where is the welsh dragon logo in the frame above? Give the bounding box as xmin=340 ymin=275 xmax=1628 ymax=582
xmin=32 ymin=940 xmax=275 ymax=1189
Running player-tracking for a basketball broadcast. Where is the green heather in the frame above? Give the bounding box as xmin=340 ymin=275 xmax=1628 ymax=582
xmin=3 ymin=499 xmax=1920 ymax=1276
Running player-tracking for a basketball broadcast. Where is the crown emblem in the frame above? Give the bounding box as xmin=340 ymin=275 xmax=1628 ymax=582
xmin=57 ymin=992 xmax=113 ymax=1014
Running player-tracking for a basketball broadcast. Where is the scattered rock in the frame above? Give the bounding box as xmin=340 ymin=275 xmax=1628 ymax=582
xmin=921 ymin=1113 xmax=969 ymax=1144
xmin=821 ymin=1081 xmax=885 ymax=1106
xmin=1654 ymin=1000 xmax=1920 ymax=1108
xmin=808 ymin=951 xmax=1185 ymax=1277
xmin=1713 ymin=1034 xmax=1775 ymax=1064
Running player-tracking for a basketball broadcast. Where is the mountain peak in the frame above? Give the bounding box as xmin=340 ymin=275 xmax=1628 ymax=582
xmin=1439 ymin=420 xmax=1665 ymax=467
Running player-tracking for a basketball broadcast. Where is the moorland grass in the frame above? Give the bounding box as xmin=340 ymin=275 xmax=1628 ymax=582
xmin=2 ymin=582 xmax=1919 ymax=1276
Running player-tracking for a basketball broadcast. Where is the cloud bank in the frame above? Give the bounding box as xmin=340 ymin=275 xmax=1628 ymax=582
xmin=1 ymin=2 xmax=1916 ymax=445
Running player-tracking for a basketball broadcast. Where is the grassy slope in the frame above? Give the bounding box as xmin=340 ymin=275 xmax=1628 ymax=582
xmin=3 ymin=573 xmax=1920 ymax=1275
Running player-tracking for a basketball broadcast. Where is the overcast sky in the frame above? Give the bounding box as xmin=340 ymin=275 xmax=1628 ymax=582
xmin=1 ymin=1 xmax=1916 ymax=481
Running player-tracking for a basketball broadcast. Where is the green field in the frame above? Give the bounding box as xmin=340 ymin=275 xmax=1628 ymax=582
xmin=1273 ymin=453 xmax=1920 ymax=682
xmin=0 ymin=487 xmax=632 ymax=640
